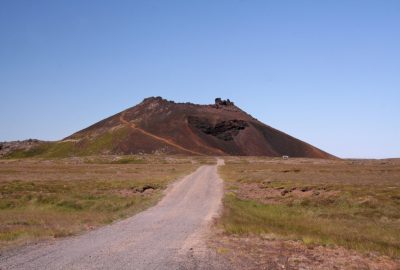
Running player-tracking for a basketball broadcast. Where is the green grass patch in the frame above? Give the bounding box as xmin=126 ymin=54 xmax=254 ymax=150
xmin=5 ymin=127 xmax=130 ymax=158
xmin=219 ymin=158 xmax=400 ymax=258
xmin=221 ymin=194 xmax=400 ymax=257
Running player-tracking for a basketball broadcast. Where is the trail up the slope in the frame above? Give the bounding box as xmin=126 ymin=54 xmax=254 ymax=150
xmin=119 ymin=111 xmax=205 ymax=156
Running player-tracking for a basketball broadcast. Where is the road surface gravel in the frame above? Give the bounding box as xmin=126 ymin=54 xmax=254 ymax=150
xmin=0 ymin=159 xmax=229 ymax=270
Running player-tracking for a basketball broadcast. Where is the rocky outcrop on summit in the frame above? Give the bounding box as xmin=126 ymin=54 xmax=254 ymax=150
xmin=65 ymin=97 xmax=334 ymax=158
xmin=215 ymin=98 xmax=234 ymax=107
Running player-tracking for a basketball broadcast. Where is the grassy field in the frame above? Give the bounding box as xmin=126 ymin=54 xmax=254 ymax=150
xmin=0 ymin=155 xmax=209 ymax=249
xmin=218 ymin=157 xmax=400 ymax=258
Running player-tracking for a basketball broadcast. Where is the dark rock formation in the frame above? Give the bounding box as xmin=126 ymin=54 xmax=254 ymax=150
xmin=215 ymin=98 xmax=234 ymax=106
xmin=188 ymin=116 xmax=248 ymax=141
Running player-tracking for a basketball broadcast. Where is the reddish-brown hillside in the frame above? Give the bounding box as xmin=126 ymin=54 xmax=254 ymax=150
xmin=65 ymin=97 xmax=334 ymax=158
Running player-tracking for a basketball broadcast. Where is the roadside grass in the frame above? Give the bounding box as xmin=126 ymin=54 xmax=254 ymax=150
xmin=0 ymin=156 xmax=205 ymax=248
xmin=219 ymin=158 xmax=400 ymax=258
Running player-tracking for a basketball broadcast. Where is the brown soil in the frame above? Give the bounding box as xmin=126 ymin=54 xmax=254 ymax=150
xmin=119 ymin=111 xmax=205 ymax=156
xmin=235 ymin=182 xmax=338 ymax=204
xmin=208 ymin=232 xmax=400 ymax=270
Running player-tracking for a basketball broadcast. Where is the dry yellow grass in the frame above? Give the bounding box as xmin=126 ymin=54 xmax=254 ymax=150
xmin=0 ymin=155 xmax=210 ymax=249
xmin=219 ymin=157 xmax=400 ymax=258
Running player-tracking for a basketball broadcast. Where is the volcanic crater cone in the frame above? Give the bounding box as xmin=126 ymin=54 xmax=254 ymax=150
xmin=66 ymin=97 xmax=334 ymax=158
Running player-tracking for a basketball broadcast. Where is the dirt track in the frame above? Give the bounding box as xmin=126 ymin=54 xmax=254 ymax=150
xmin=0 ymin=160 xmax=227 ymax=270
xmin=119 ymin=111 xmax=205 ymax=156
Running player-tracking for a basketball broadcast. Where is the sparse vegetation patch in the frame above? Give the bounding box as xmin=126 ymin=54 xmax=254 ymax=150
xmin=218 ymin=158 xmax=400 ymax=258
xmin=0 ymin=156 xmax=201 ymax=248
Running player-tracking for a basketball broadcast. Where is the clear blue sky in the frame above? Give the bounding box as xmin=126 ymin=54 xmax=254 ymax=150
xmin=1 ymin=0 xmax=399 ymax=158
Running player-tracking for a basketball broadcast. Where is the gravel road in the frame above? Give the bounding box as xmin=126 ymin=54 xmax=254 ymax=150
xmin=0 ymin=160 xmax=228 ymax=270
